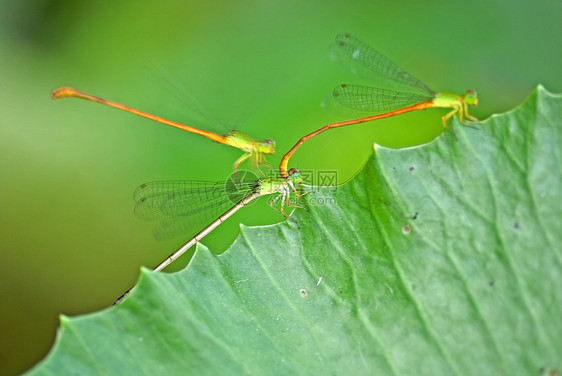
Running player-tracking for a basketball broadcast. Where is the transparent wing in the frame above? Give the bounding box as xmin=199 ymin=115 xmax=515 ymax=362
xmin=133 ymin=179 xmax=258 ymax=220
xmin=332 ymin=84 xmax=431 ymax=113
xmin=334 ymin=32 xmax=434 ymax=96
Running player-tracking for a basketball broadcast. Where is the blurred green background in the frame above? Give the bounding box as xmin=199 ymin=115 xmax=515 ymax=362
xmin=1 ymin=0 xmax=560 ymax=374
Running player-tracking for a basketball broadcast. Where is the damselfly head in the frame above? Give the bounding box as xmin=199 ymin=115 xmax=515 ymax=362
xmin=260 ymin=139 xmax=276 ymax=154
xmin=287 ymin=168 xmax=305 ymax=185
xmin=464 ymin=90 xmax=478 ymax=106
